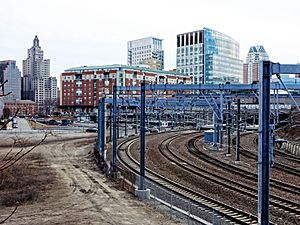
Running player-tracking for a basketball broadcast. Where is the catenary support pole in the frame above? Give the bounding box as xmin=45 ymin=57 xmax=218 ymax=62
xmin=273 ymin=89 xmax=276 ymax=125
xmin=117 ymin=106 xmax=120 ymax=139
xmin=139 ymin=83 xmax=146 ymax=190
xmin=97 ymin=99 xmax=101 ymax=162
xmin=213 ymin=110 xmax=218 ymax=148
xmin=171 ymin=109 xmax=174 ymax=129
xmin=219 ymin=93 xmax=223 ymax=149
xmin=109 ymin=105 xmax=112 ymax=142
xmin=147 ymin=109 xmax=149 ymax=130
xmin=158 ymin=110 xmax=161 ymax=131
xmin=227 ymin=100 xmax=231 ymax=155
xmin=101 ymin=97 xmax=105 ymax=162
xmin=135 ymin=107 xmax=138 ymax=135
xmin=125 ymin=106 xmax=128 ymax=137
xmin=276 ymin=88 xmax=279 ymax=124
xmin=258 ymin=61 xmax=271 ymax=225
xmin=236 ymin=99 xmax=240 ymax=161
xmin=112 ymin=85 xmax=117 ymax=172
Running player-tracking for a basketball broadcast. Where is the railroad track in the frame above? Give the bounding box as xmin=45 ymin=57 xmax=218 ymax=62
xmin=116 ymin=133 xmax=262 ymax=225
xmin=239 ymin=146 xmax=300 ymax=177
xmin=237 ymin=133 xmax=300 ymax=177
xmin=160 ymin=135 xmax=300 ymax=218
xmin=225 ymin=136 xmax=300 ymax=195
xmin=274 ymin=149 xmax=300 ymax=164
xmin=252 ymin=135 xmax=300 ymax=164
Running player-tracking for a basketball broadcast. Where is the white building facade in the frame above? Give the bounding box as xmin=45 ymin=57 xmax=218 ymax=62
xmin=243 ymin=45 xmax=269 ymax=84
xmin=22 ymin=36 xmax=57 ymax=114
xmin=127 ymin=37 xmax=164 ymax=70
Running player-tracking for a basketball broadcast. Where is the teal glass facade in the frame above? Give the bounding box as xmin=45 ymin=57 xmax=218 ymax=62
xmin=203 ymin=28 xmax=242 ymax=84
xmin=177 ymin=28 xmax=242 ymax=84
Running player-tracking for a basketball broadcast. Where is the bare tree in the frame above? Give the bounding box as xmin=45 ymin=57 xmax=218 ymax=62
xmin=0 ymin=133 xmax=48 ymax=171
xmin=0 ymin=81 xmax=49 ymax=223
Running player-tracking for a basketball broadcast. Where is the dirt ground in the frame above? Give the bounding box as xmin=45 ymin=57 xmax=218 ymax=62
xmin=0 ymin=132 xmax=179 ymax=225
xmin=277 ymin=109 xmax=300 ymax=142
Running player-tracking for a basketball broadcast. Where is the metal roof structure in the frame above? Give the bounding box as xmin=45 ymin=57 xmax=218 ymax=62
xmin=65 ymin=64 xmax=185 ymax=76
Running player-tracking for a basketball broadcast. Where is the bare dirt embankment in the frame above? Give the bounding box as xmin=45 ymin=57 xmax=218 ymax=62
xmin=0 ymin=132 xmax=179 ymax=225
xmin=277 ymin=109 xmax=300 ymax=142
xmin=0 ymin=153 xmax=56 ymax=207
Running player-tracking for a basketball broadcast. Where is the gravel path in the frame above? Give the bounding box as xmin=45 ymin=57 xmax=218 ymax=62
xmin=0 ymin=132 xmax=179 ymax=225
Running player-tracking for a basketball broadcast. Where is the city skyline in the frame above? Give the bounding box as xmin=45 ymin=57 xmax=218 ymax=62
xmin=0 ymin=0 xmax=299 ymax=85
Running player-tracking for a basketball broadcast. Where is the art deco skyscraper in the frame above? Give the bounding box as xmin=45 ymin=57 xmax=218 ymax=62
xmin=22 ymin=36 xmax=57 ymax=114
xmin=243 ymin=45 xmax=269 ymax=84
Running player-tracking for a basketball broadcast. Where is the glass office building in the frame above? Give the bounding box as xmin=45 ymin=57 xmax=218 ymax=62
xmin=176 ymin=28 xmax=243 ymax=84
xmin=0 ymin=60 xmax=21 ymax=101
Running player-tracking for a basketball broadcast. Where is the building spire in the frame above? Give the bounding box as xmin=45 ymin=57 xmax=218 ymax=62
xmin=33 ymin=35 xmax=39 ymax=47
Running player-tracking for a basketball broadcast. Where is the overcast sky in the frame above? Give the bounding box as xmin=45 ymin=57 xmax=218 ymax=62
xmin=0 ymin=0 xmax=299 ymax=82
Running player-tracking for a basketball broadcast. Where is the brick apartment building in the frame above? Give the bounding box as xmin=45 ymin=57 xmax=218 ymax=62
xmin=3 ymin=100 xmax=37 ymax=117
xmin=60 ymin=64 xmax=190 ymax=113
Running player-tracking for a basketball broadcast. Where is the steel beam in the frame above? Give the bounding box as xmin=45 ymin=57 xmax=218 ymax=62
xmin=219 ymin=93 xmax=223 ymax=149
xmin=118 ymin=84 xmax=259 ymax=91
xmin=117 ymin=83 xmax=300 ymax=92
xmin=112 ymin=85 xmax=117 ymax=172
xmin=227 ymin=101 xmax=231 ymax=155
xmin=117 ymin=106 xmax=120 ymax=139
xmin=139 ymin=83 xmax=146 ymax=190
xmin=213 ymin=111 xmax=218 ymax=148
xmin=236 ymin=99 xmax=240 ymax=161
xmin=125 ymin=106 xmax=128 ymax=137
xmin=135 ymin=107 xmax=138 ymax=135
xmin=97 ymin=99 xmax=101 ymax=163
xmin=271 ymin=63 xmax=300 ymax=74
xmin=109 ymin=106 xmax=112 ymax=142
xmin=101 ymin=97 xmax=105 ymax=162
xmin=258 ymin=61 xmax=271 ymax=225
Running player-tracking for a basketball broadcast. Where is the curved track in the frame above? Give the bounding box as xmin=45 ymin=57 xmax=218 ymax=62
xmin=184 ymin=137 xmax=300 ymax=217
xmin=274 ymin=149 xmax=300 ymax=163
xmin=224 ymin=136 xmax=300 ymax=195
xmin=117 ymin=132 xmax=262 ymax=225
xmin=238 ymin=134 xmax=300 ymax=177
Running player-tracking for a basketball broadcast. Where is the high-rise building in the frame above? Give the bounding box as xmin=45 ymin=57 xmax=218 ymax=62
xmin=128 ymin=37 xmax=164 ymax=70
xmin=0 ymin=60 xmax=21 ymax=101
xmin=176 ymin=27 xmax=243 ymax=84
xmin=22 ymin=36 xmax=57 ymax=114
xmin=243 ymin=45 xmax=269 ymax=84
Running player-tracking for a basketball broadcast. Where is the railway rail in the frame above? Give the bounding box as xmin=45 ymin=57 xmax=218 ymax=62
xmin=223 ymin=136 xmax=300 ymax=195
xmin=182 ymin=136 xmax=300 ymax=218
xmin=238 ymin=134 xmax=300 ymax=177
xmin=274 ymin=149 xmax=300 ymax=164
xmin=240 ymin=147 xmax=300 ymax=177
xmin=117 ymin=132 xmax=262 ymax=224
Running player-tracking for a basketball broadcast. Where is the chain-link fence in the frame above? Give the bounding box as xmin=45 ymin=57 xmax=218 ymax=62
xmin=119 ymin=167 xmax=231 ymax=225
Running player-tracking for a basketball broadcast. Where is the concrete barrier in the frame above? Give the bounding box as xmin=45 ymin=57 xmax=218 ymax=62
xmin=281 ymin=142 xmax=286 ymax=149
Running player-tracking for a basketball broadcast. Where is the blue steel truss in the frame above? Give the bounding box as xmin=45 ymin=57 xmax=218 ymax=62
xmin=117 ymin=83 xmax=300 ymax=92
xmin=98 ymin=62 xmax=300 ymax=225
